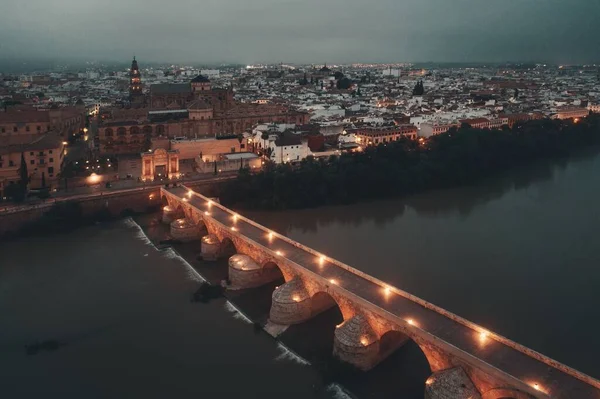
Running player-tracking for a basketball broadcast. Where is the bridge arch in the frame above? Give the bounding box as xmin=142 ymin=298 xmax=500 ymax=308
xmin=175 ymin=204 xmax=185 ymax=219
xmin=310 ymin=291 xmax=347 ymax=320
xmin=261 ymin=261 xmax=286 ymax=282
xmin=378 ymin=329 xmax=414 ymax=364
xmin=220 ymin=236 xmax=238 ymax=259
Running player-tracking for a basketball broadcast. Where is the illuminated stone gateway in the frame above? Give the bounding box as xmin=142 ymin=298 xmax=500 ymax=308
xmin=141 ymin=148 xmax=180 ymax=182
xmin=161 ymin=186 xmax=600 ymax=399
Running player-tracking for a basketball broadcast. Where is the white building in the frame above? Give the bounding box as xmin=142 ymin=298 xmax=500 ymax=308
xmin=269 ymin=133 xmax=311 ymax=164
xmin=201 ymin=69 xmax=221 ymax=78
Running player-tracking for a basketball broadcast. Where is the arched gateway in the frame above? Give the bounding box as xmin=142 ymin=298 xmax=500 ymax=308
xmin=141 ymin=148 xmax=180 ymax=181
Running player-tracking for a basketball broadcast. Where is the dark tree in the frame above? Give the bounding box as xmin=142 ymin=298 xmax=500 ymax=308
xmin=334 ymin=71 xmax=344 ymax=80
xmin=19 ymin=153 xmax=28 ymax=187
xmin=412 ymin=80 xmax=425 ymax=96
xmin=218 ymin=114 xmax=600 ymax=211
xmin=336 ymin=77 xmax=352 ymax=90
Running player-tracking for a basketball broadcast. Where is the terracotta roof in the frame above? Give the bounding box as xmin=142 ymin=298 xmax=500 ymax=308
xmin=150 ymin=83 xmax=191 ymax=95
xmin=188 ymin=100 xmax=212 ymax=110
xmin=0 ymin=132 xmax=62 ymax=155
xmin=0 ymin=110 xmax=50 ymax=124
xmin=191 ymin=75 xmax=210 ymax=83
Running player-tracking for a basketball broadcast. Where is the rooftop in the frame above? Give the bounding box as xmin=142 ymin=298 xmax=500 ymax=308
xmin=150 ymin=83 xmax=191 ymax=95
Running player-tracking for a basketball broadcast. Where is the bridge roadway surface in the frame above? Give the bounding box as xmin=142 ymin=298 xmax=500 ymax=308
xmin=167 ymin=186 xmax=600 ymax=399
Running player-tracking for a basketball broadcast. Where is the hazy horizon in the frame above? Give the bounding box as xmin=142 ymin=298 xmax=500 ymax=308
xmin=1 ymin=0 xmax=599 ymax=65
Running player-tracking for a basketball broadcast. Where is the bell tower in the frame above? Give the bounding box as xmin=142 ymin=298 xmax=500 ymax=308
xmin=129 ymin=56 xmax=143 ymax=102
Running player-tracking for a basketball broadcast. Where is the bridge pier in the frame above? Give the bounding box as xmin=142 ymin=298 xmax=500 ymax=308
xmin=228 ymin=254 xmax=276 ymax=289
xmin=333 ymin=315 xmax=380 ymax=371
xmin=170 ymin=219 xmax=200 ymax=242
xmin=162 ymin=205 xmax=177 ymax=224
xmin=269 ymin=278 xmax=311 ymax=325
xmin=201 ymin=234 xmax=220 ymax=261
xmin=424 ymin=367 xmax=481 ymax=399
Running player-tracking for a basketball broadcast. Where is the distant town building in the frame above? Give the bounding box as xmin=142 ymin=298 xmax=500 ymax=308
xmin=0 ymin=132 xmax=66 ymax=196
xmin=458 ymin=117 xmax=509 ymax=130
xmin=97 ymin=58 xmax=309 ymax=156
xmin=268 ymin=132 xmax=311 ymax=164
xmin=420 ymin=122 xmax=458 ymax=137
xmin=554 ymin=107 xmax=590 ymax=120
xmin=0 ymin=107 xmax=86 ymax=138
xmin=350 ymin=125 xmax=418 ymax=147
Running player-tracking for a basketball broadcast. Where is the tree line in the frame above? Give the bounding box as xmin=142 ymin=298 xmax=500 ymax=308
xmin=220 ymin=115 xmax=600 ymax=210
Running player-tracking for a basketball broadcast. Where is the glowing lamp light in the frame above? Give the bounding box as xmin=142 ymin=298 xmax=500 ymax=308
xmin=182 ymin=198 xmax=188 ymax=202
xmin=532 ymin=383 xmax=541 ymax=391
xmin=384 ymin=286 xmax=392 ymax=296
xmin=329 ymin=279 xmax=337 ymax=285
xmin=232 ymin=214 xmax=238 ymax=222
xmin=275 ymin=250 xmax=283 ymax=256
xmin=406 ymin=319 xmax=415 ymax=326
xmin=231 ymin=227 xmax=237 ymax=231
xmin=187 ymin=190 xmax=193 ymax=197
xmin=207 ymin=200 xmax=213 ymax=208
xmin=87 ymin=173 xmax=101 ymax=184
xmin=268 ymin=232 xmax=274 ymax=241
xmin=319 ymin=256 xmax=325 ymax=265
xmin=426 ymin=377 xmax=434 ymax=386
xmin=205 ymin=211 xmax=210 ymax=216
xmin=292 ymin=295 xmax=301 ymax=302
xmin=149 ymin=194 xmax=155 ymax=200
xmin=360 ymin=337 xmax=369 ymax=346
xmin=479 ymin=330 xmax=489 ymax=341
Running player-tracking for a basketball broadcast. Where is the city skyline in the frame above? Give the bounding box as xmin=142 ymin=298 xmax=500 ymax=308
xmin=1 ymin=0 xmax=600 ymax=65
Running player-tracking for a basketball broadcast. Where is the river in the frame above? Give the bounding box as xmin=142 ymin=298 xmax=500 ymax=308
xmin=1 ymin=150 xmax=599 ymax=398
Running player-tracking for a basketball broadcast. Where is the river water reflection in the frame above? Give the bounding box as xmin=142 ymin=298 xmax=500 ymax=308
xmin=247 ymin=151 xmax=600 ymax=380
xmin=1 ymin=151 xmax=599 ymax=398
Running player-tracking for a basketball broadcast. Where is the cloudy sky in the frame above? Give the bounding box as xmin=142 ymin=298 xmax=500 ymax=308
xmin=1 ymin=0 xmax=599 ymax=64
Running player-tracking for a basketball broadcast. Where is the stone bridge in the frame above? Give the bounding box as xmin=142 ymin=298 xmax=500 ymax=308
xmin=161 ymin=186 xmax=600 ymax=399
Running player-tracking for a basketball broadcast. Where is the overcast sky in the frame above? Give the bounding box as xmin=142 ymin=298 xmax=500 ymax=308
xmin=1 ymin=0 xmax=599 ymax=64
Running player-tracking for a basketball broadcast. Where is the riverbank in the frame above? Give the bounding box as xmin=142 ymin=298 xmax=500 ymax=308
xmin=131 ymin=211 xmax=431 ymax=398
xmin=0 ymin=177 xmax=226 ymax=241
xmin=221 ymin=115 xmax=600 ymax=210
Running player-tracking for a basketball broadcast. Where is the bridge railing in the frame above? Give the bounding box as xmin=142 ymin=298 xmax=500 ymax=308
xmin=172 ymin=186 xmax=600 ymax=390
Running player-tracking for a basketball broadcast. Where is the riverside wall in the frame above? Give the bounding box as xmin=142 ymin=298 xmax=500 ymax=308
xmin=0 ymin=179 xmax=224 ymax=239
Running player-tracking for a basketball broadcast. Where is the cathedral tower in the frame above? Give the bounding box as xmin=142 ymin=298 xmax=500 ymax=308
xmin=129 ymin=56 xmax=143 ymax=102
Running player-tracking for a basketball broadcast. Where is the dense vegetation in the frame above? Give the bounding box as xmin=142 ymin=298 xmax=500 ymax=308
xmin=221 ymin=114 xmax=600 ymax=210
